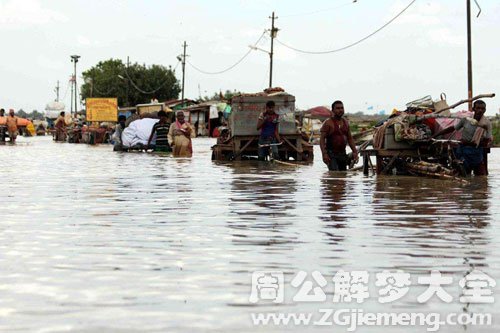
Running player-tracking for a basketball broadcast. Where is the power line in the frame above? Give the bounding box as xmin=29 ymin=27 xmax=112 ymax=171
xmin=276 ymin=0 xmax=417 ymax=55
xmin=125 ymin=70 xmax=172 ymax=95
xmin=124 ymin=62 xmax=179 ymax=95
xmin=92 ymin=82 xmax=115 ymax=96
xmin=61 ymin=79 xmax=70 ymax=101
xmin=187 ymin=31 xmax=267 ymax=75
xmin=173 ymin=59 xmax=181 ymax=72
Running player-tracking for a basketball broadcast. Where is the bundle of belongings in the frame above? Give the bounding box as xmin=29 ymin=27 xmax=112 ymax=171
xmin=374 ymin=95 xmax=491 ymax=149
xmin=373 ymin=113 xmax=433 ymax=149
xmin=372 ymin=94 xmax=493 ymax=176
xmin=81 ymin=124 xmax=110 ymax=144
xmin=121 ymin=118 xmax=159 ymax=149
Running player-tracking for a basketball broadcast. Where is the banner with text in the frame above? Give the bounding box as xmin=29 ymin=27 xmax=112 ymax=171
xmin=86 ymin=98 xmax=118 ymax=122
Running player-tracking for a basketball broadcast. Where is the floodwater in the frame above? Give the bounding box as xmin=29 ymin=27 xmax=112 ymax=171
xmin=0 ymin=136 xmax=499 ymax=333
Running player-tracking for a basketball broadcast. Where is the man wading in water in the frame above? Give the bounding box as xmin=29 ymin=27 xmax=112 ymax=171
xmin=0 ymin=108 xmax=6 ymax=142
xmin=112 ymin=115 xmax=127 ymax=151
xmin=148 ymin=110 xmax=172 ymax=152
xmin=256 ymin=100 xmax=281 ymax=161
xmin=320 ymin=100 xmax=358 ymax=171
xmin=433 ymin=100 xmax=492 ymax=175
xmin=6 ymin=109 xmax=19 ymax=143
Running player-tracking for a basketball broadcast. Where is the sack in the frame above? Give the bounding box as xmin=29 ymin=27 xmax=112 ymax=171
xmin=433 ymin=93 xmax=450 ymax=116
xmin=122 ymin=118 xmax=159 ymax=147
xmin=406 ymin=95 xmax=433 ymax=109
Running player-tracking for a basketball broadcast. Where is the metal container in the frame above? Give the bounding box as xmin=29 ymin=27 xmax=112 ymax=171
xmin=229 ymin=93 xmax=297 ymax=136
xmin=384 ymin=126 xmax=413 ymax=150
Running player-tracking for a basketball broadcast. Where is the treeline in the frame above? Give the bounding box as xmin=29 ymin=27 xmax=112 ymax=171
xmin=16 ymin=109 xmax=45 ymax=120
xmin=199 ymin=90 xmax=241 ymax=102
xmin=80 ymin=59 xmax=181 ymax=107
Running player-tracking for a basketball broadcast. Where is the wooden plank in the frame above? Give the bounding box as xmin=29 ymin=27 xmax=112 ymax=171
xmin=380 ymin=153 xmax=400 ymax=175
xmin=233 ymin=136 xmax=257 ymax=160
xmin=283 ymin=137 xmax=302 ymax=153
xmin=376 ymin=149 xmax=423 ymax=157
xmin=296 ymin=139 xmax=303 ymax=161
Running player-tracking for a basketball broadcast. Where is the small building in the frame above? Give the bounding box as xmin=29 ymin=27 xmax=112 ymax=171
xmin=164 ymin=98 xmax=197 ymax=111
xmin=183 ymin=101 xmax=226 ymax=137
xmin=118 ymin=106 xmax=137 ymax=119
xmin=136 ymin=102 xmax=166 ymax=116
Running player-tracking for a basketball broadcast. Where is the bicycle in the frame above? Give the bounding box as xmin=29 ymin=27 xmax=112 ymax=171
xmin=258 ymin=141 xmax=283 ymax=162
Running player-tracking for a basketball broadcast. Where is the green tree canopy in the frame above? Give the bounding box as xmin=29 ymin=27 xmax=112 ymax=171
xmin=200 ymin=89 xmax=241 ymax=102
xmin=80 ymin=59 xmax=181 ymax=107
xmin=16 ymin=109 xmax=27 ymax=118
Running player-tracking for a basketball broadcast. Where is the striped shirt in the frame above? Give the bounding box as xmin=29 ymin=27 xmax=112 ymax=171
xmin=153 ymin=122 xmax=171 ymax=149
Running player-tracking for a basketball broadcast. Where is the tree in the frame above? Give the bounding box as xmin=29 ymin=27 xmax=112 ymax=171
xmin=29 ymin=110 xmax=45 ymax=120
xmin=80 ymin=59 xmax=181 ymax=107
xmin=200 ymin=89 xmax=241 ymax=102
xmin=16 ymin=109 xmax=27 ymax=118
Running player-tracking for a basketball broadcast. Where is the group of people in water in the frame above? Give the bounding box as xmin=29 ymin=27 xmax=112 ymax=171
xmin=2 ymin=98 xmax=494 ymax=176
xmin=113 ymin=110 xmax=195 ymax=157
xmin=255 ymin=98 xmax=493 ymax=175
xmin=145 ymin=110 xmax=195 ymax=157
xmin=256 ymin=99 xmax=359 ymax=170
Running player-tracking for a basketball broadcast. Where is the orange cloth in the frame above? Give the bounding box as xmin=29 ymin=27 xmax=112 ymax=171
xmin=0 ymin=117 xmax=30 ymax=126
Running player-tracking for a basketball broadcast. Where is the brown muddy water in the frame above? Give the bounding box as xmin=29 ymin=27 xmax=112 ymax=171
xmin=0 ymin=136 xmax=499 ymax=332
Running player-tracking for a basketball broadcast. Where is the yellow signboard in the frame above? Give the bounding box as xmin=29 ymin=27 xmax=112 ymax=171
xmin=86 ymin=98 xmax=118 ymax=122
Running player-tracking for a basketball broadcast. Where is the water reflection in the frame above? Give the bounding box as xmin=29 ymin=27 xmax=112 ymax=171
xmin=371 ymin=177 xmax=490 ymax=271
xmin=319 ymin=173 xmax=350 ymax=245
xmin=227 ymin=162 xmax=299 ymax=248
xmin=372 ymin=177 xmax=490 ymax=235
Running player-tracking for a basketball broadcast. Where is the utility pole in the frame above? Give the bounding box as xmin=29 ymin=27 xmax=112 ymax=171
xmin=269 ymin=12 xmax=279 ymax=88
xmin=70 ymin=75 xmax=74 ymax=115
xmin=126 ymin=56 xmax=130 ymax=106
xmin=466 ymin=0 xmax=473 ymax=111
xmin=55 ymin=81 xmax=60 ymax=102
xmin=181 ymin=41 xmax=187 ymax=101
xmin=71 ymin=55 xmax=80 ymax=116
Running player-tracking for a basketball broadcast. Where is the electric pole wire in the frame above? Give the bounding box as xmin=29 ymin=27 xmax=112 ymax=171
xmin=187 ymin=31 xmax=267 ymax=75
xmin=275 ymin=0 xmax=417 ymax=55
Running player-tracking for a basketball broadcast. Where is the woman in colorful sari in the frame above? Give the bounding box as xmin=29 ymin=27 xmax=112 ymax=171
xmin=168 ymin=111 xmax=195 ymax=157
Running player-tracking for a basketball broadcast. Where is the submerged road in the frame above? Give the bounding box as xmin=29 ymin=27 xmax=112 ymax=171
xmin=1 ymin=136 xmax=499 ymax=332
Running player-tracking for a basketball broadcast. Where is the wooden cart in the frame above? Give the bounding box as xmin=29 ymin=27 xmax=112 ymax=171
xmin=212 ymin=133 xmax=313 ymax=161
xmin=211 ymin=89 xmax=314 ymax=162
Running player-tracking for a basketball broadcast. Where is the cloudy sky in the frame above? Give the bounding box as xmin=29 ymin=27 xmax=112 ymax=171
xmin=1 ymin=0 xmax=499 ymax=115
